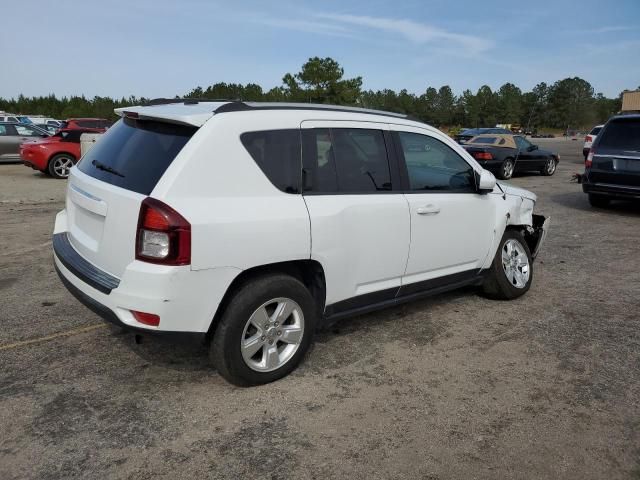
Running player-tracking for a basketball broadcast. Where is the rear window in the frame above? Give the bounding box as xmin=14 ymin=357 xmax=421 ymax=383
xmin=597 ymin=118 xmax=640 ymax=152
xmin=77 ymin=117 xmax=196 ymax=195
xmin=589 ymin=126 xmax=602 ymax=136
xmin=470 ymin=137 xmax=497 ymax=144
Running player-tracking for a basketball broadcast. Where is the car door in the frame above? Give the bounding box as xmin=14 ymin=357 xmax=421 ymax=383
xmin=300 ymin=120 xmax=410 ymax=316
xmin=391 ymin=126 xmax=496 ymax=293
xmin=514 ymin=135 xmax=542 ymax=171
xmin=0 ymin=124 xmax=22 ymax=160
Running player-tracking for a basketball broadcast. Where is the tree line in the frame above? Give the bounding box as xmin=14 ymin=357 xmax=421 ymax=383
xmin=0 ymin=57 xmax=625 ymax=130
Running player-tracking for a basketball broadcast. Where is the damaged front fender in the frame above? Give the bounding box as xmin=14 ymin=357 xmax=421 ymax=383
xmin=524 ymin=214 xmax=550 ymax=259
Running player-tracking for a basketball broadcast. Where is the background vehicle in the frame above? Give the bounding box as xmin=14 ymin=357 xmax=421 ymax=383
xmin=455 ymin=127 xmax=512 ymax=144
xmin=463 ymin=134 xmax=559 ymax=179
xmin=21 ymin=128 xmax=94 ymax=178
xmin=582 ymin=114 xmax=640 ymax=207
xmin=34 ymin=123 xmax=59 ymax=135
xmin=0 ymin=114 xmax=19 ymax=123
xmin=0 ymin=122 xmax=49 ymax=163
xmin=583 ymin=124 xmax=603 ymax=160
xmin=27 ymin=116 xmax=63 ymax=127
xmin=52 ymin=100 xmax=548 ymax=386
xmin=59 ymin=118 xmax=111 ymax=130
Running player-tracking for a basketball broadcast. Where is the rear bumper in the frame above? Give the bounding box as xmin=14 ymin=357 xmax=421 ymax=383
xmin=54 ymin=264 xmax=206 ymax=343
xmin=582 ymin=147 xmax=590 ymax=158
xmin=53 ymin=209 xmax=241 ymax=337
xmin=582 ymin=181 xmax=640 ymax=200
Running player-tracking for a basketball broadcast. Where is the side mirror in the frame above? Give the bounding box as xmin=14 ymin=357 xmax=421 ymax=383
xmin=528 ymin=144 xmax=538 ymax=151
xmin=477 ymin=169 xmax=496 ymax=194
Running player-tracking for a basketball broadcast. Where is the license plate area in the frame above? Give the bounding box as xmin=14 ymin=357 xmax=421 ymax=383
xmin=613 ymin=158 xmax=640 ymax=172
xmin=68 ymin=198 xmax=105 ymax=252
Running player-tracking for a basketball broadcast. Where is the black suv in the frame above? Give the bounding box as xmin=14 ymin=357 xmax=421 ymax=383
xmin=582 ymin=114 xmax=640 ymax=207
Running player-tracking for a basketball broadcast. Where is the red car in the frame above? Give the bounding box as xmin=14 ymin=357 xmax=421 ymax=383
xmin=21 ymin=129 xmax=99 ymax=179
xmin=59 ymin=118 xmax=111 ymax=130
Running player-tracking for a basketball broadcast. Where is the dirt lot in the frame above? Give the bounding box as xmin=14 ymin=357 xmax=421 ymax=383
xmin=1 ymin=138 xmax=639 ymax=479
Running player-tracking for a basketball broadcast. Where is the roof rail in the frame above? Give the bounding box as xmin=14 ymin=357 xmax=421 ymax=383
xmin=212 ymin=102 xmax=411 ymax=120
xmin=142 ymin=98 xmax=239 ymax=106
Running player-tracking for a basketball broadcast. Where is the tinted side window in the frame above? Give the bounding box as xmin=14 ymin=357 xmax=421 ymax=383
xmin=302 ymin=128 xmax=392 ymax=193
xmin=598 ymin=119 xmax=640 ymax=151
xmin=15 ymin=125 xmax=42 ymax=136
xmin=514 ymin=136 xmax=530 ymax=150
xmin=241 ymin=129 xmax=301 ymax=194
xmin=3 ymin=125 xmax=17 ymax=136
xmin=398 ymin=132 xmax=475 ymax=192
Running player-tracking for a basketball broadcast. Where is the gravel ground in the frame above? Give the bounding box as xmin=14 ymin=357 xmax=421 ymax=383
xmin=1 ymin=138 xmax=639 ymax=479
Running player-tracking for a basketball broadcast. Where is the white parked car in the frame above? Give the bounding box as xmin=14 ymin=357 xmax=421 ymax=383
xmin=53 ymin=101 xmax=549 ymax=386
xmin=583 ymin=124 xmax=603 ymax=160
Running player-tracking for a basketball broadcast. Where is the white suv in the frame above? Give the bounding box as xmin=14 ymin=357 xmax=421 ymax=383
xmin=53 ymin=101 xmax=549 ymax=386
xmin=583 ymin=124 xmax=603 ymax=160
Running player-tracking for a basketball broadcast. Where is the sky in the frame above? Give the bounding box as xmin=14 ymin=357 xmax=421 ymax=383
xmin=1 ymin=0 xmax=639 ymax=100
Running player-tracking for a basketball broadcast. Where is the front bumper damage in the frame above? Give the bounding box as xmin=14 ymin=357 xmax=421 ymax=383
xmin=525 ymin=214 xmax=550 ymax=259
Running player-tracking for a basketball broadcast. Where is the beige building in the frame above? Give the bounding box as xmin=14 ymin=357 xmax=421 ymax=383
xmin=621 ymin=89 xmax=640 ymax=112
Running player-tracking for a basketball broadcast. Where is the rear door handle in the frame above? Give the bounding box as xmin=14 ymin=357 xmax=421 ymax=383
xmin=416 ymin=204 xmax=440 ymax=215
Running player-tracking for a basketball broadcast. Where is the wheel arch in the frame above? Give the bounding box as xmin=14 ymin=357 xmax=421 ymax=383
xmin=205 ymin=259 xmax=326 ymax=340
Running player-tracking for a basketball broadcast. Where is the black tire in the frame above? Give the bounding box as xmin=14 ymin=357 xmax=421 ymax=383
xmin=482 ymin=230 xmax=533 ymax=300
xmin=210 ymin=274 xmax=317 ymax=386
xmin=498 ymin=158 xmax=515 ymax=180
xmin=588 ymin=193 xmax=610 ymax=208
xmin=540 ymin=157 xmax=557 ymax=176
xmin=48 ymin=153 xmax=76 ymax=179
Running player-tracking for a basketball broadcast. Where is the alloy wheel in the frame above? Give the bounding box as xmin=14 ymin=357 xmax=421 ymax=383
xmin=546 ymin=158 xmax=556 ymax=175
xmin=503 ymin=160 xmax=514 ymax=179
xmin=501 ymin=239 xmax=530 ymax=288
xmin=240 ymin=297 xmax=305 ymax=372
xmin=53 ymin=156 xmax=74 ymax=178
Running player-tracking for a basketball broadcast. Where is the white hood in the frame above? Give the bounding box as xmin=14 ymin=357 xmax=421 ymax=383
xmin=497 ymin=182 xmax=537 ymax=202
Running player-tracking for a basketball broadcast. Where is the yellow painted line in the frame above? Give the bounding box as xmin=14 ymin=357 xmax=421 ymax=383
xmin=0 ymin=324 xmax=107 ymax=351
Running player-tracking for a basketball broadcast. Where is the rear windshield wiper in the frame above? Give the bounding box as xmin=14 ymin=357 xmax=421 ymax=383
xmin=92 ymin=160 xmax=124 ymax=178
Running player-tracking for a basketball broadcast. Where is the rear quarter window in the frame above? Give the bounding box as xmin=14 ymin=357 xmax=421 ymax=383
xmin=241 ymin=130 xmax=301 ymax=194
xmin=597 ymin=119 xmax=640 ymax=151
xmin=77 ymin=117 xmax=196 ymax=195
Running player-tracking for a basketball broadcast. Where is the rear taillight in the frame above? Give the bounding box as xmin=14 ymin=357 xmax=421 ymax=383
xmin=136 ymin=197 xmax=191 ymax=265
xmin=585 ymin=149 xmax=594 ymax=168
xmin=585 ymin=135 xmax=593 ymax=143
xmin=473 ymin=152 xmax=493 ymax=161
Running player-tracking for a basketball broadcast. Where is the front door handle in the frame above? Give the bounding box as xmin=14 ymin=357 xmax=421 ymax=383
xmin=416 ymin=204 xmax=440 ymax=215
